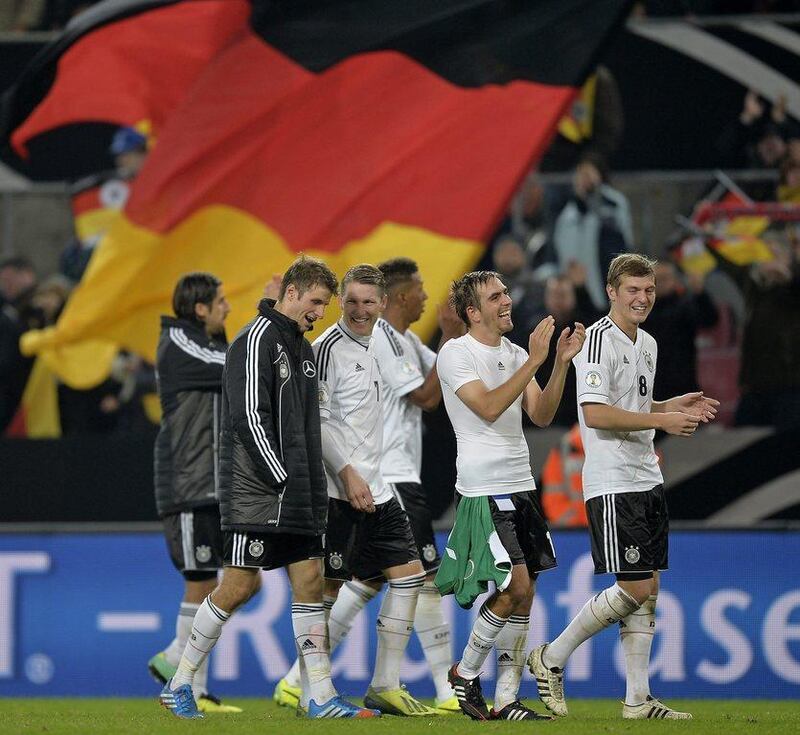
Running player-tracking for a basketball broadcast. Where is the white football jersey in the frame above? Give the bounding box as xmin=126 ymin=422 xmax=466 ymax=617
xmin=437 ymin=333 xmax=536 ymax=497
xmin=372 ymin=318 xmax=436 ymax=484
xmin=313 ymin=320 xmax=391 ymax=504
xmin=573 ymin=315 xmax=663 ymax=501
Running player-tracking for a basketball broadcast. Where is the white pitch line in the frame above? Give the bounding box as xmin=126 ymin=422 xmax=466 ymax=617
xmin=97 ymin=612 xmax=161 ymax=632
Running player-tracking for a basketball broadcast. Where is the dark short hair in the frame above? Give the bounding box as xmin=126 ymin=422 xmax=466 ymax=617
xmin=606 ymin=253 xmax=657 ymax=290
xmin=172 ymin=272 xmax=221 ymax=321
xmin=377 ymin=257 xmax=418 ymax=293
xmin=450 ymin=270 xmax=502 ymax=326
xmin=279 ymin=255 xmax=338 ymax=300
xmin=0 ymin=255 xmax=35 ymax=273
xmin=341 ymin=263 xmax=385 ymax=295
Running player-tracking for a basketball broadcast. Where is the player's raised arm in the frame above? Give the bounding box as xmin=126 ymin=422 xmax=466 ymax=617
xmin=456 ymin=316 xmax=553 ymax=423
xmin=523 ymin=322 xmax=586 ymax=427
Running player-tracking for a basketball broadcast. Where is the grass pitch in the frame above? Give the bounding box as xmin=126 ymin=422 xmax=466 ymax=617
xmin=4 ymin=698 xmax=799 ymax=734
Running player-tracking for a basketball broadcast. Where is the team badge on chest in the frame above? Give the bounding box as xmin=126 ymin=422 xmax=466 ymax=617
xmin=643 ymin=350 xmax=654 ymax=373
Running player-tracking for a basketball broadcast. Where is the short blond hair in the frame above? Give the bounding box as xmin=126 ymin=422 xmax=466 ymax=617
xmin=341 ymin=263 xmax=385 ymax=295
xmin=606 ymin=253 xmax=657 ymax=290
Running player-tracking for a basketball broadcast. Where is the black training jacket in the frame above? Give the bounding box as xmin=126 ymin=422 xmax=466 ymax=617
xmin=153 ymin=316 xmax=226 ymax=517
xmin=218 ymin=300 xmax=327 ymax=536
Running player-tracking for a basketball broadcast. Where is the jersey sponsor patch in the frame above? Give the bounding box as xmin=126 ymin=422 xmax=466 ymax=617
xmin=302 ymin=359 xmax=316 ymax=377
xmin=586 ymin=370 xmax=603 ymax=388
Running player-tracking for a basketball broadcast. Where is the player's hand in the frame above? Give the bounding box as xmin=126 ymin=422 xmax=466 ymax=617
xmin=669 ymin=391 xmax=720 ymax=423
xmin=528 ymin=316 xmax=555 ymax=367
xmin=262 ymin=273 xmax=282 ymax=302
xmin=660 ymin=412 xmax=701 ymax=437
xmin=566 ymin=260 xmax=588 ymax=287
xmin=555 ymin=322 xmax=586 ymax=364
xmin=741 ymin=90 xmax=764 ymax=124
xmin=437 ymin=302 xmax=465 ymax=339
xmin=339 ymin=466 xmax=376 ymax=513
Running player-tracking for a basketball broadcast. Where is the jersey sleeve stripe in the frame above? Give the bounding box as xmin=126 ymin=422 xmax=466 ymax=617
xmin=378 ymin=319 xmax=404 ymax=357
xmin=169 ymin=327 xmax=226 ymax=365
xmin=245 ymin=317 xmax=287 ymax=483
xmin=317 ymin=331 xmax=343 ymax=382
xmin=588 ymin=320 xmax=612 ymax=364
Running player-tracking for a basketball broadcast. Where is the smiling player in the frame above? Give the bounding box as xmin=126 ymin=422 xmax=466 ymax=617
xmin=528 ymin=253 xmax=719 ymax=721
xmin=435 ymin=270 xmax=585 ymax=721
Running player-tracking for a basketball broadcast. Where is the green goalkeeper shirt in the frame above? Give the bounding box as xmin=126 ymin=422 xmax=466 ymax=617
xmin=434 ymin=495 xmax=512 ymax=609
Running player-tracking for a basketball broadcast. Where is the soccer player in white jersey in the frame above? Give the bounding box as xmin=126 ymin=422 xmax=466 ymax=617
xmin=370 ymin=257 xmax=464 ymax=713
xmin=528 ymin=253 xmax=719 ymax=721
xmin=283 ymin=264 xmax=433 ymax=717
xmin=436 ymin=270 xmax=586 ymax=721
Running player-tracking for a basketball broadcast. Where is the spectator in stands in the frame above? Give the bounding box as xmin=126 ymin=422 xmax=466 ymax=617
xmin=707 ymin=238 xmax=800 ymax=430
xmin=646 ymin=261 xmax=719 ymax=402
xmin=59 ymin=126 xmax=149 ymax=284
xmin=777 ymin=157 xmax=800 ymax=203
xmin=532 ymin=264 xmax=602 ymax=427
xmin=491 ymin=235 xmax=544 ymax=348
xmin=716 ymin=90 xmax=800 ymax=187
xmin=0 ymin=256 xmax=40 ymax=432
xmin=0 ymin=0 xmax=45 ymax=31
xmin=110 ymin=125 xmax=148 ymax=179
xmin=57 ymin=352 xmax=156 ymax=436
xmin=30 ymin=274 xmax=72 ymax=326
xmin=508 ymin=173 xmax=552 ymax=262
xmin=551 ymin=156 xmax=633 ymax=311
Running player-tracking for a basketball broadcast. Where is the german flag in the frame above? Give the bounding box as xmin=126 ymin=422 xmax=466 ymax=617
xmin=70 ymin=172 xmax=131 ymax=244
xmin=3 ymin=0 xmax=632 ymax=387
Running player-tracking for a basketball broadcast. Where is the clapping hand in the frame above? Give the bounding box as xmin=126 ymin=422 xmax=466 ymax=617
xmin=528 ymin=316 xmax=555 ymax=367
xmin=669 ymin=392 xmax=720 ymax=423
xmin=556 ymin=322 xmax=586 ymax=364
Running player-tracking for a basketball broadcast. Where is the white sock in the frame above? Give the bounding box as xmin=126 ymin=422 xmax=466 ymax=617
xmin=371 ymin=572 xmax=424 ymax=691
xmin=414 ymin=581 xmax=452 ymax=703
xmin=292 ymin=602 xmax=336 ymax=707
xmin=172 ymin=596 xmax=229 ymax=690
xmin=545 ymin=584 xmax=640 ymax=670
xmin=457 ymin=602 xmax=509 ymax=680
xmin=193 ymin=657 xmax=210 ymax=699
xmin=494 ymin=613 xmax=529 ymax=711
xmin=284 ymin=581 xmax=377 ymax=689
xmin=621 ymin=594 xmax=656 ymax=705
xmin=164 ymin=602 xmax=199 ymax=666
